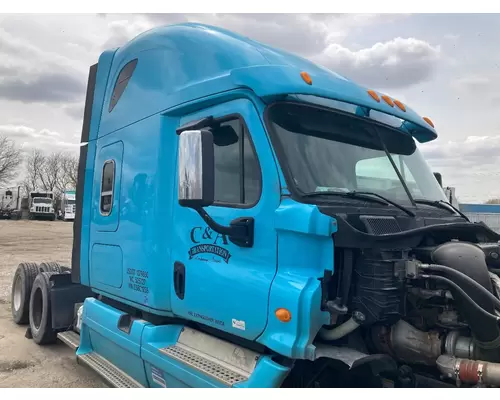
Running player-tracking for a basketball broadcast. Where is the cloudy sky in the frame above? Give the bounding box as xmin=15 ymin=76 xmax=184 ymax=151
xmin=0 ymin=13 xmax=499 ymax=203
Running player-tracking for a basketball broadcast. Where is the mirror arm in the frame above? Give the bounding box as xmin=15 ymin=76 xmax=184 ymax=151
xmin=194 ymin=207 xmax=254 ymax=248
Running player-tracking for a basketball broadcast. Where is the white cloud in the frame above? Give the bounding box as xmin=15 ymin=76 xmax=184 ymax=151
xmin=420 ymin=134 xmax=500 ymax=202
xmin=0 ymin=13 xmax=498 ymax=202
xmin=0 ymin=124 xmax=79 ymax=154
xmin=0 ymin=27 xmax=87 ymax=104
xmin=316 ymin=37 xmax=441 ymax=89
xmin=444 ymin=33 xmax=460 ymax=41
xmin=452 ymin=75 xmax=491 ymax=92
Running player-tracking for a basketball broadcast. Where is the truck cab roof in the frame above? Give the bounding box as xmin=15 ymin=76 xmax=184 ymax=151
xmin=90 ymin=23 xmax=437 ymax=144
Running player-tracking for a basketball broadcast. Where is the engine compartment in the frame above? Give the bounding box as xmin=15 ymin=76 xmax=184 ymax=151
xmin=317 ymin=213 xmax=500 ymax=388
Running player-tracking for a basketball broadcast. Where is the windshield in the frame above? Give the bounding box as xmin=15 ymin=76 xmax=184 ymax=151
xmin=65 ymin=199 xmax=76 ymax=205
xmin=33 ymin=198 xmax=52 ymax=204
xmin=265 ymin=102 xmax=447 ymax=205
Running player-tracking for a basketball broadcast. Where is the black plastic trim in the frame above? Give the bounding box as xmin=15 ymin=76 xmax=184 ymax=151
xmin=49 ymin=273 xmax=95 ymax=330
xmin=72 ymin=63 xmax=97 ymax=284
xmin=332 ymin=215 xmax=500 ymax=249
xmin=174 ymin=261 xmax=186 ymax=300
xmin=117 ymin=314 xmax=134 ymax=334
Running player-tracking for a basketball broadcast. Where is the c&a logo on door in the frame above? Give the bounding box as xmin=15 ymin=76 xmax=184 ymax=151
xmin=188 ymin=226 xmax=231 ymax=264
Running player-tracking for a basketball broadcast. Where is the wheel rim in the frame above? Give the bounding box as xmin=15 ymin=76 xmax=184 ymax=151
xmin=32 ymin=287 xmax=43 ymax=330
xmin=13 ymin=275 xmax=22 ymax=311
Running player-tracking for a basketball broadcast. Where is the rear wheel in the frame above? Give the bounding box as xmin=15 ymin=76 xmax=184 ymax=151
xmin=11 ymin=262 xmax=39 ymax=324
xmin=29 ymin=272 xmax=58 ymax=345
xmin=39 ymin=261 xmax=63 ymax=273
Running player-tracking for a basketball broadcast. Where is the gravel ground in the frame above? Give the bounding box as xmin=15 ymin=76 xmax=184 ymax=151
xmin=0 ymin=220 xmax=105 ymax=388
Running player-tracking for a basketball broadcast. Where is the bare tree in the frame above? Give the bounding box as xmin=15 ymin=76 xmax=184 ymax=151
xmin=21 ymin=148 xmax=79 ymax=200
xmin=0 ymin=136 xmax=23 ymax=186
xmin=22 ymin=148 xmax=46 ymax=194
xmin=60 ymin=153 xmax=79 ymax=190
xmin=485 ymin=198 xmax=500 ymax=204
xmin=39 ymin=151 xmax=64 ymax=192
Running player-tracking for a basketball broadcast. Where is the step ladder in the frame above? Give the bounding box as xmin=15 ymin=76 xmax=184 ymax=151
xmin=57 ymin=331 xmax=144 ymax=388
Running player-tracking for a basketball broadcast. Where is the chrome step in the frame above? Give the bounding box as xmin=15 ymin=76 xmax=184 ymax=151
xmin=160 ymin=345 xmax=248 ymax=386
xmin=77 ymin=352 xmax=144 ymax=388
xmin=57 ymin=330 xmax=80 ymax=351
xmin=158 ymin=327 xmax=258 ymax=387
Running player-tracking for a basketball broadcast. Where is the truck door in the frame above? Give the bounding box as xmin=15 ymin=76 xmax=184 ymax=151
xmin=89 ymin=140 xmax=124 ymax=291
xmin=171 ymin=98 xmax=280 ymax=341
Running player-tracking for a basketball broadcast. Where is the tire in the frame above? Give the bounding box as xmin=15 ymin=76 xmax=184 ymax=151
xmin=29 ymin=271 xmax=58 ymax=345
xmin=39 ymin=261 xmax=63 ymax=274
xmin=60 ymin=266 xmax=71 ymax=274
xmin=11 ymin=262 xmax=40 ymax=324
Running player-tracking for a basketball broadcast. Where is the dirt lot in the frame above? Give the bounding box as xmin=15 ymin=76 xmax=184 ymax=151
xmin=0 ymin=220 xmax=105 ymax=388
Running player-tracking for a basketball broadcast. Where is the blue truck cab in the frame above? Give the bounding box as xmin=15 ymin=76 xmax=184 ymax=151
xmin=12 ymin=23 xmax=500 ymax=389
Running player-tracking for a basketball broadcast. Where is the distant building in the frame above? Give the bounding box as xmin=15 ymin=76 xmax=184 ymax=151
xmin=445 ymin=187 xmax=500 ymax=233
xmin=459 ymin=203 xmax=500 ymax=234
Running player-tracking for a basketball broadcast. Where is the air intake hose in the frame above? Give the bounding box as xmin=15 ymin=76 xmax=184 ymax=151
xmin=431 ymin=241 xmax=500 ymax=357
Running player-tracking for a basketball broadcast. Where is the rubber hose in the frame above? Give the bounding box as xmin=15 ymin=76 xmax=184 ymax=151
xmin=422 ymin=264 xmax=500 ymax=310
xmin=319 ymin=316 xmax=360 ymax=341
xmin=421 ymin=274 xmax=500 ymax=322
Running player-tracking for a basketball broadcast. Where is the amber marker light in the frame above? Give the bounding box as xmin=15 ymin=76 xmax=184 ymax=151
xmin=300 ymin=71 xmax=312 ymax=85
xmin=423 ymin=117 xmax=435 ymax=128
xmin=367 ymin=90 xmax=380 ymax=102
xmin=394 ymin=99 xmax=406 ymax=112
xmin=381 ymin=95 xmax=394 ymax=107
xmin=275 ymin=308 xmax=292 ymax=323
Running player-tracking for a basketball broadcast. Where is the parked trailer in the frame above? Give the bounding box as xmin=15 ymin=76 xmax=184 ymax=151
xmin=0 ymin=186 xmax=22 ymax=220
xmin=10 ymin=23 xmax=500 ymax=389
xmin=59 ymin=190 xmax=76 ymax=221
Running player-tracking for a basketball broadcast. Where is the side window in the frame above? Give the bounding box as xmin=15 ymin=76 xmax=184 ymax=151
xmin=212 ymin=118 xmax=261 ymax=206
xmin=108 ymin=59 xmax=138 ymax=112
xmin=100 ymin=160 xmax=115 ymax=215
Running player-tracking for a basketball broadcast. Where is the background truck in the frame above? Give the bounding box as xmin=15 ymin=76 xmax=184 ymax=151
xmin=28 ymin=191 xmax=55 ymax=221
xmin=59 ymin=190 xmax=76 ymax=221
xmin=9 ymin=23 xmax=500 ymax=388
xmin=0 ymin=186 xmax=22 ymax=220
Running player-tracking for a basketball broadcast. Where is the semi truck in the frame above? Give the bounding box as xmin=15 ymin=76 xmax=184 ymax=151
xmin=10 ymin=23 xmax=500 ymax=388
xmin=0 ymin=186 xmax=22 ymax=219
xmin=28 ymin=191 xmax=55 ymax=221
xmin=60 ymin=190 xmax=76 ymax=221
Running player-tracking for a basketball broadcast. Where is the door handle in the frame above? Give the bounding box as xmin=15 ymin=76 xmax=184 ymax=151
xmin=174 ymin=261 xmax=185 ymax=300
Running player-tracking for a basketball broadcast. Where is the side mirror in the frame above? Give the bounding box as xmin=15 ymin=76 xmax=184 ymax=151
xmin=176 ymin=126 xmax=254 ymax=248
xmin=433 ymin=172 xmax=442 ymax=187
xmin=178 ymin=129 xmax=215 ymax=208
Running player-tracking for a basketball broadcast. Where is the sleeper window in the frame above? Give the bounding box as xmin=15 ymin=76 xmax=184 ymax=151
xmin=212 ymin=118 xmax=261 ymax=206
xmin=100 ymin=160 xmax=115 ymax=214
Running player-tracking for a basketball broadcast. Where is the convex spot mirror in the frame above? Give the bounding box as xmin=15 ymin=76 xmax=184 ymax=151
xmin=178 ymin=129 xmax=215 ymax=208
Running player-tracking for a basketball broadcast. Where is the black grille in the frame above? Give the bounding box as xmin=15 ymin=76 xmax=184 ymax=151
xmin=360 ymin=216 xmax=401 ymax=235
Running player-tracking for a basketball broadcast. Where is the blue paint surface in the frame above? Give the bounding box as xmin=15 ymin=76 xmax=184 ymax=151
xmin=171 ymin=97 xmax=280 ymax=340
xmin=75 ymin=22 xmax=441 ymax=387
xmin=80 ymin=297 xmax=291 ymax=388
